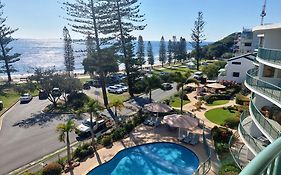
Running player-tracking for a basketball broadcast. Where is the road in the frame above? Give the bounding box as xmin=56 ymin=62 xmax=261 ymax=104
xmin=0 ymin=97 xmax=78 ymax=175
xmin=0 ymin=84 xmax=177 ymax=174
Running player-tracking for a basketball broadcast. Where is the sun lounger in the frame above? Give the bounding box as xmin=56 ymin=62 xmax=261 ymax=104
xmin=190 ymin=134 xmax=200 ymax=145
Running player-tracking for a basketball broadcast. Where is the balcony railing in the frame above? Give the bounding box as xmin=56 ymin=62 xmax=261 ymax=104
xmin=250 ymin=100 xmax=280 ymax=140
xmin=239 ymin=111 xmax=264 ymax=154
xmin=246 ymin=68 xmax=281 ymax=105
xmin=258 ymin=48 xmax=281 ymax=65
xmin=193 ymin=125 xmax=211 ymax=175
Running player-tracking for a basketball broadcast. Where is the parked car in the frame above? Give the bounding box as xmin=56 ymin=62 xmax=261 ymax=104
xmin=83 ymin=82 xmax=91 ymax=90
xmin=108 ymin=86 xmax=123 ymax=94
xmin=20 ymin=93 xmax=33 ymax=103
xmin=38 ymin=90 xmax=48 ymax=100
xmin=115 ymin=84 xmax=128 ymax=92
xmin=93 ymin=80 xmax=101 ymax=88
xmin=159 ymin=72 xmax=169 ymax=76
xmin=193 ymin=71 xmax=203 ymax=80
xmin=76 ymin=118 xmax=106 ymax=136
xmin=161 ymin=83 xmax=173 ymax=90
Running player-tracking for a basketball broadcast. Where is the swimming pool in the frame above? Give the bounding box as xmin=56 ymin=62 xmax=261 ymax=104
xmin=88 ymin=142 xmax=199 ymax=175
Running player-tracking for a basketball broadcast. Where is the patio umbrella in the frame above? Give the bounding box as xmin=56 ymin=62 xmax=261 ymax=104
xmin=162 ymin=114 xmax=199 ymax=138
xmin=206 ymin=83 xmax=226 ymax=89
xmin=144 ymin=103 xmax=172 ymax=113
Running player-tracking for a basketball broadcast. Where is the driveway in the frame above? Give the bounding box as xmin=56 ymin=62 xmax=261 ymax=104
xmin=0 ymin=97 xmax=78 ymax=175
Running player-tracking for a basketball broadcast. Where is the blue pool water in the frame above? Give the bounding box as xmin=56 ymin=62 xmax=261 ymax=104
xmin=88 ymin=142 xmax=199 ymax=175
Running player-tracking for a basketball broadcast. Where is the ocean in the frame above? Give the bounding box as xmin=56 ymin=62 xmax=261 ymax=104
xmin=0 ymin=39 xmax=205 ymax=77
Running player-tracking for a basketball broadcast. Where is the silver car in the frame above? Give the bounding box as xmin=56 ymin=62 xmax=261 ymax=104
xmin=20 ymin=93 xmax=33 ymax=103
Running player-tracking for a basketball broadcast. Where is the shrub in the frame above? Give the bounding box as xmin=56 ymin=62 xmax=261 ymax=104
xmin=73 ymin=143 xmax=94 ymax=161
xmin=124 ymin=122 xmax=134 ymax=133
xmin=219 ymin=163 xmax=240 ymax=175
xmin=42 ymin=162 xmax=62 ymax=175
xmin=133 ymin=115 xmax=145 ymax=126
xmin=67 ymin=92 xmax=89 ymax=110
xmin=235 ymin=94 xmax=249 ymax=105
xmin=204 ymin=94 xmax=231 ymax=104
xmin=180 ymin=92 xmax=189 ymax=101
xmin=23 ymin=172 xmax=34 ymax=175
xmin=215 ymin=142 xmax=229 ymax=155
xmin=211 ymin=126 xmax=232 ymax=143
xmin=224 ymin=117 xmax=240 ymax=129
xmin=111 ymin=127 xmax=126 ymax=141
xmin=101 ymin=136 xmax=112 ymax=147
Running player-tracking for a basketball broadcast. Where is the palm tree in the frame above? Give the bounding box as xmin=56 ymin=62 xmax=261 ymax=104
xmin=174 ymin=72 xmax=199 ymax=113
xmin=56 ymin=119 xmax=76 ymax=166
xmin=111 ymin=100 xmax=124 ymax=118
xmin=85 ymin=100 xmax=103 ymax=148
xmin=143 ymin=75 xmax=161 ymax=103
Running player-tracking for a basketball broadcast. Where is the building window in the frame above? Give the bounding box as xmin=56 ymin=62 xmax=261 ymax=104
xmin=244 ymin=43 xmax=252 ymax=47
xmin=259 ymin=37 xmax=264 ymax=48
xmin=277 ymin=69 xmax=281 ymax=78
xmin=233 ymin=72 xmax=240 ymax=77
xmin=232 ymin=62 xmax=241 ymax=65
xmin=263 ymin=65 xmax=275 ymax=78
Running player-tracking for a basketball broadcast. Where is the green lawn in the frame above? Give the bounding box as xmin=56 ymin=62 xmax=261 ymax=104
xmin=205 ymin=108 xmax=239 ymax=125
xmin=0 ymin=91 xmax=20 ymax=116
xmin=206 ymin=100 xmax=229 ymax=106
xmin=107 ymin=93 xmax=130 ymax=103
xmin=170 ymin=97 xmax=190 ymax=108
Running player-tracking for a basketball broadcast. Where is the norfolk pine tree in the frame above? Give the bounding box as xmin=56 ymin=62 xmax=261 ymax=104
xmin=136 ymin=35 xmax=145 ymax=69
xmin=159 ymin=36 xmax=167 ymax=67
xmin=63 ymin=27 xmax=75 ymax=76
xmin=0 ymin=2 xmax=20 ymax=82
xmin=102 ymin=0 xmax=146 ymax=97
xmin=62 ymin=0 xmax=118 ymax=106
xmin=147 ymin=41 xmax=154 ymax=69
xmin=191 ymin=11 xmax=205 ymax=70
xmin=167 ymin=40 xmax=173 ymax=66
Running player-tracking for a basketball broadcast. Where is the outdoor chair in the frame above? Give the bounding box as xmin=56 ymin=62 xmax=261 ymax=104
xmin=178 ymin=131 xmax=190 ymax=141
xmin=182 ymin=133 xmax=193 ymax=144
xmin=190 ymin=134 xmax=200 ymax=145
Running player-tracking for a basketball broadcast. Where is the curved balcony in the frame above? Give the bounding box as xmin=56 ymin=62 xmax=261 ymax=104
xmin=238 ymin=111 xmax=264 ymax=155
xmin=229 ymin=131 xmax=250 ymax=170
xmin=245 ymin=68 xmax=281 ymax=108
xmin=257 ymin=48 xmax=281 ymax=68
xmin=250 ymin=100 xmax=280 ymax=141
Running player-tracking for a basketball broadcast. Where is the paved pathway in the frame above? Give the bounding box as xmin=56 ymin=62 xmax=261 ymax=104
xmin=182 ymin=91 xmax=236 ymax=128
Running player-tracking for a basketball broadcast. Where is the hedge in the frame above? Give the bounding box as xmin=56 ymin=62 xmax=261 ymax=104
xmin=42 ymin=162 xmax=62 ymax=175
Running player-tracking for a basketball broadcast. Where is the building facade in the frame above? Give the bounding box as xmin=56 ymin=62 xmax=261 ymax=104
xmin=217 ymin=53 xmax=256 ymax=83
xmin=230 ymin=23 xmax=281 ymax=173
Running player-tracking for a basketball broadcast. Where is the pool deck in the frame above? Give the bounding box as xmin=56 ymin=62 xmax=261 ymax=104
xmin=63 ymin=124 xmax=219 ymax=175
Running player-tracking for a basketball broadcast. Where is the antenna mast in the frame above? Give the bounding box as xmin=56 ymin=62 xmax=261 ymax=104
xmin=260 ymin=0 xmax=267 ymax=25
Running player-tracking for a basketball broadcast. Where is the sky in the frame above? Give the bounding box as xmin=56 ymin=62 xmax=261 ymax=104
xmin=2 ymin=0 xmax=281 ymax=42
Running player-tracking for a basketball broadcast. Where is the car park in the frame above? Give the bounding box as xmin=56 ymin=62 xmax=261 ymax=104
xmin=20 ymin=93 xmax=33 ymax=103
xmin=161 ymin=83 xmax=173 ymax=90
xmin=108 ymin=86 xmax=123 ymax=94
